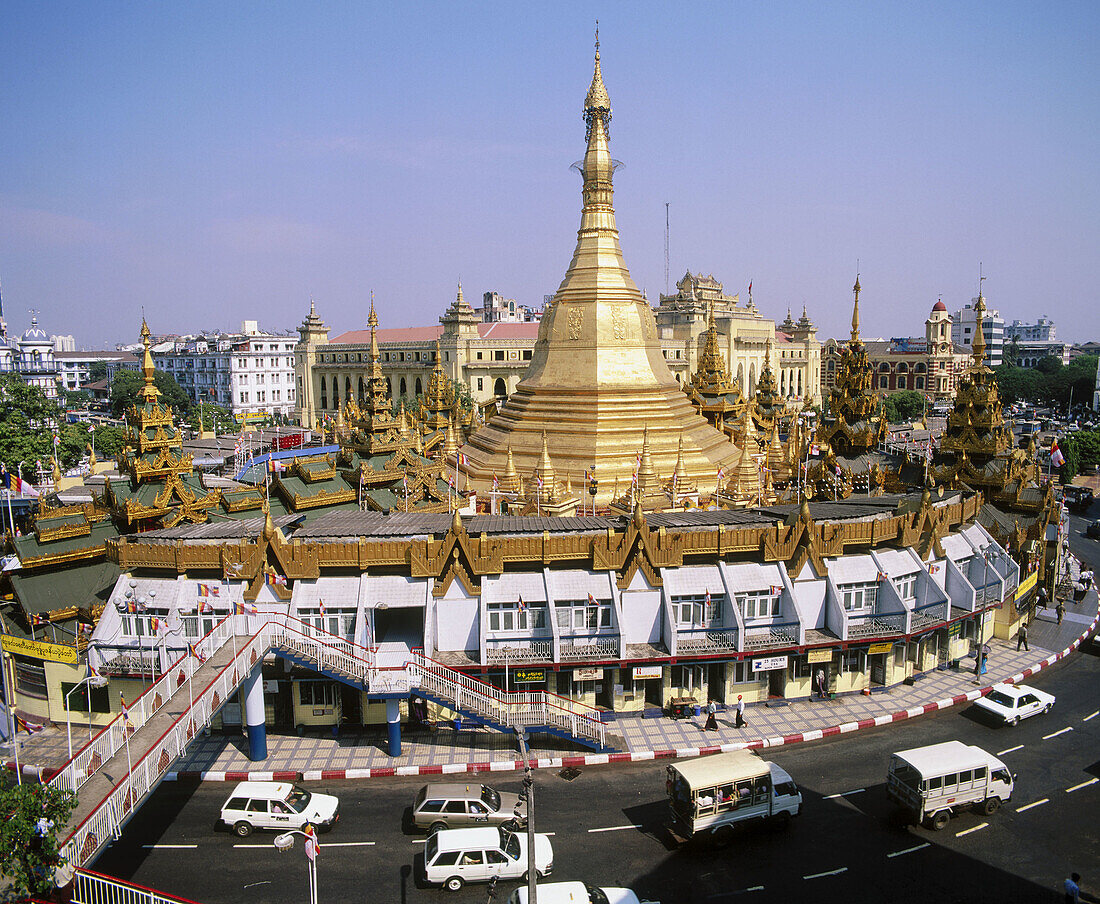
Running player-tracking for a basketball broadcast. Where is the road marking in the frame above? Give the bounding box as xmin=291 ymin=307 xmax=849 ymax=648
xmin=803 ymin=868 xmax=847 ymax=880
xmin=888 ymin=843 xmax=930 ymax=858
xmin=996 ymin=745 xmax=1024 ymax=756
xmin=141 ymin=844 xmax=198 ymax=849
xmin=1043 ymin=727 xmax=1073 ymax=740
xmin=1066 ymin=778 xmax=1099 ymax=793
xmin=823 ymin=788 xmax=865 ymax=799
xmin=243 ymin=882 xmax=271 ymax=889
xmin=1083 ymin=710 xmax=1098 ymax=722
xmin=588 ymin=824 xmax=643 ymax=833
xmin=232 ymin=841 xmax=376 ymax=849
xmin=1016 ymin=798 xmax=1049 ymax=813
xmin=956 ymin=822 xmax=988 ymax=836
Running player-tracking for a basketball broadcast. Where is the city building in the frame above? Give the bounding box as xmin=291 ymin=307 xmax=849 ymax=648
xmin=293 ymin=288 xmax=540 ymax=430
xmin=1007 ymin=339 xmax=1070 ymax=368
xmin=154 ymin=321 xmax=297 ymax=422
xmin=952 ymin=297 xmax=1005 ymax=366
xmin=0 ymin=314 xmax=60 ymax=399
xmin=478 ymin=291 xmax=541 ymax=323
xmin=1004 ymin=316 xmax=1056 ymax=343
xmin=55 ymin=350 xmax=140 ymax=395
xmin=822 ymin=298 xmax=970 ymax=401
xmin=656 ymin=272 xmax=821 ymax=405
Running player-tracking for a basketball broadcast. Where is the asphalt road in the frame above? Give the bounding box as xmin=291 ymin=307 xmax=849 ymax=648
xmin=92 ymin=641 xmax=1100 ymax=904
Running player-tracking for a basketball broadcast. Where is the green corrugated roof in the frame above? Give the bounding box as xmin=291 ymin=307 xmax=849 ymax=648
xmin=13 ymin=518 xmax=118 ymax=562
xmin=9 ymin=559 xmax=120 ymax=615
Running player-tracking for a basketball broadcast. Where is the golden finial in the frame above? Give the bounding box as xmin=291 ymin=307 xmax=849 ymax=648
xmin=139 ymin=318 xmax=160 ymax=402
xmin=368 ymin=292 xmax=377 ymax=329
xmin=850 ymin=273 xmax=862 ymax=344
xmin=585 ymin=21 xmax=611 ymax=129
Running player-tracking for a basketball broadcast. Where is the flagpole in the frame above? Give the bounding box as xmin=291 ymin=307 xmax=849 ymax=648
xmin=120 ymin=693 xmax=133 ymax=780
xmin=2 ymin=646 xmax=21 ymax=785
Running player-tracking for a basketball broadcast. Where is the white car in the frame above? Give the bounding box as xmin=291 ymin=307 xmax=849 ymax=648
xmin=424 ymin=826 xmax=553 ymax=891
xmin=508 ymin=882 xmax=657 ymax=904
xmin=973 ymin=683 xmax=1055 ymax=726
xmin=220 ymin=780 xmax=339 ymax=837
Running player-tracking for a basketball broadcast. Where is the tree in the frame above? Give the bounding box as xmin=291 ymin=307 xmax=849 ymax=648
xmin=88 ymin=361 xmax=108 ymax=382
xmin=91 ymin=424 xmax=128 ymax=462
xmin=0 ymin=375 xmax=64 ymax=474
xmin=0 ymin=779 xmax=77 ymax=898
xmin=1062 ymin=430 xmax=1100 ymax=482
xmin=63 ymin=389 xmax=92 ymax=409
xmin=881 ymin=390 xmax=926 ymax=424
xmin=109 ymin=369 xmax=191 ymax=418
xmin=1003 ymin=338 xmax=1020 ymax=368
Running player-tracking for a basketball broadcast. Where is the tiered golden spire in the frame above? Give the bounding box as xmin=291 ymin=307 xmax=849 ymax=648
xmin=139 ymin=319 xmax=160 ymax=403
xmin=850 ymin=274 xmax=862 ymax=344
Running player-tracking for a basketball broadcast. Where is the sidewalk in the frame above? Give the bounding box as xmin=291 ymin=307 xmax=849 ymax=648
xmin=6 ymin=594 xmax=1097 ymax=782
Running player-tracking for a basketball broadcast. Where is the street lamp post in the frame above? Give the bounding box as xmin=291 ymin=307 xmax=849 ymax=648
xmin=274 ymin=826 xmax=319 ymax=904
xmin=66 ymin=671 xmax=108 ymax=760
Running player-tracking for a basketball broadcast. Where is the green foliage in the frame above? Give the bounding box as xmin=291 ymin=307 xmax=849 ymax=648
xmin=189 ymin=403 xmax=237 ymax=435
xmin=1062 ymin=430 xmax=1100 ymax=483
xmin=63 ymin=390 xmax=92 ymax=409
xmin=993 ymin=355 xmax=1098 ymax=408
xmin=91 ymin=424 xmax=128 ymax=461
xmin=89 ymin=361 xmax=108 ymax=382
xmin=881 ymin=390 xmax=926 ymax=424
xmin=0 ymin=375 xmax=64 ymax=472
xmin=0 ymin=779 xmax=77 ymax=898
xmin=109 ymin=369 xmax=191 ymax=418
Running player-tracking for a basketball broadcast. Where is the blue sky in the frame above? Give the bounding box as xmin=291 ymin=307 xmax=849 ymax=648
xmin=1 ymin=2 xmax=1097 ymax=348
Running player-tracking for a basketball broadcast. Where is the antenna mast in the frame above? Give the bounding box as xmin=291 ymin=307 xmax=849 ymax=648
xmin=664 ymin=202 xmax=670 ymax=296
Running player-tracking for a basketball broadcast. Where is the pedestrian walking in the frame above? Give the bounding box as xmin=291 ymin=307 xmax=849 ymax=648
xmin=1037 ymin=586 xmax=1049 ymax=611
xmin=1056 ymin=601 xmax=1066 ymax=624
xmin=735 ymin=694 xmax=746 ymax=729
xmin=1064 ymin=872 xmax=1081 ymax=904
xmin=704 ymin=700 xmax=718 ymax=731
xmin=1016 ymin=622 xmax=1029 ymax=652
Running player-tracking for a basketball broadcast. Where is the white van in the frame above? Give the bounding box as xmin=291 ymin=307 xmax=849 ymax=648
xmin=219 ymin=781 xmax=339 ymax=837
xmin=887 ymin=740 xmax=1014 ymax=830
xmin=507 ymin=882 xmax=657 ymax=904
xmin=666 ymin=749 xmax=802 ymax=844
xmin=423 ymin=826 xmax=553 ymax=892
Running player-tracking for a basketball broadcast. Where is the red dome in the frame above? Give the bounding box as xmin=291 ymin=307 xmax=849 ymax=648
xmin=932 ymin=300 xmax=947 ymax=312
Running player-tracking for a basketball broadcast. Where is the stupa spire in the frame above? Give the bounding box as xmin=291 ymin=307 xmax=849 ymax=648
xmin=971 ymin=269 xmax=988 ymax=368
xmin=139 ymin=319 xmax=160 ymax=403
xmin=850 ymin=274 xmax=862 ymax=344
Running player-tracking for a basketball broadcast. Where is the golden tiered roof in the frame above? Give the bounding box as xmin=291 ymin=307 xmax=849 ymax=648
xmin=457 ymin=39 xmax=739 ymax=502
xmin=685 ymin=301 xmax=746 ymax=435
xmin=751 ymin=340 xmax=786 ymax=435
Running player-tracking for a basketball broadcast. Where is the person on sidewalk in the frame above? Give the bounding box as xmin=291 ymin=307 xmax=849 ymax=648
xmin=1038 ymin=586 xmax=1049 ymax=612
xmin=735 ymin=694 xmax=746 ymax=729
xmin=1063 ymin=872 xmax=1081 ymax=904
xmin=1017 ymin=622 xmax=1029 ymax=652
xmin=704 ymin=700 xmax=719 ymax=731
xmin=1056 ymin=601 xmax=1066 ymax=624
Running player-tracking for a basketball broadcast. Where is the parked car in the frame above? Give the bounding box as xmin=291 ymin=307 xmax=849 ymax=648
xmin=972 ymin=683 xmax=1055 ymax=726
xmin=423 ymin=826 xmax=553 ymax=891
xmin=508 ymin=882 xmax=657 ymax=904
xmin=412 ymin=782 xmax=527 ymax=833
xmin=219 ymin=781 xmax=339 ymax=837
xmin=1085 ymin=520 xmax=1100 ymax=540
xmin=1062 ymin=484 xmax=1094 ymax=511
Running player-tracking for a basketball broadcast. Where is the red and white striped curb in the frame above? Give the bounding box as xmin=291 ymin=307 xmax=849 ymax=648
xmin=163 ymin=608 xmax=1098 ymax=783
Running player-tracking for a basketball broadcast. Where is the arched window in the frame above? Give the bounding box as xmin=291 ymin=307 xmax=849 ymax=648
xmin=494 ymin=377 xmax=507 ymax=398
xmin=320 ymin=376 xmax=327 ymax=409
xmin=386 ymin=377 xmax=393 ymax=396
xmin=749 ymin=363 xmax=756 ymax=395
xmin=415 ymin=377 xmax=422 ymax=396
xmin=736 ymin=363 xmax=744 ymax=394
xmin=879 ymin=363 xmax=890 ymax=373
xmin=915 ymin=377 xmax=924 ymax=390
xmin=880 ymin=376 xmax=888 ymax=389
xmin=797 ymin=369 xmax=803 ymax=396
xmin=897 ymin=376 xmax=906 ymax=389
xmin=915 ymin=363 xmax=926 ymax=374
xmin=896 ymin=362 xmax=909 ymax=374
xmin=399 ymin=377 xmax=407 ymax=397
xmin=345 ymin=376 xmax=352 ymax=401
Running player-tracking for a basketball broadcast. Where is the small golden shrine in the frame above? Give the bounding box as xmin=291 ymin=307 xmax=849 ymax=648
xmin=684 ymin=301 xmax=746 ymax=436
xmin=507 ymin=433 xmax=579 ymax=516
xmin=750 ymin=340 xmax=786 ymax=436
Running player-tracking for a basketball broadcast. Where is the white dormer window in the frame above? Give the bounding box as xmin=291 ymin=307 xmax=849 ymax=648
xmin=839 ymin=581 xmax=877 ymax=611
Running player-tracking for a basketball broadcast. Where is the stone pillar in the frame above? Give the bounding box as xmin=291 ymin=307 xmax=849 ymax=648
xmin=243 ymin=663 xmax=267 ymax=762
xmin=385 ymin=698 xmax=402 ymax=757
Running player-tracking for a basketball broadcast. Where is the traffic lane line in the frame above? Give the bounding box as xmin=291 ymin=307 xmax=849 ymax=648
xmin=1066 ymin=778 xmax=1099 ymax=793
xmin=1015 ymin=798 xmax=1049 ymax=812
xmin=141 ymin=844 xmax=198 ymax=849
xmin=822 ymin=788 xmax=865 ymax=799
xmin=232 ymin=840 xmax=377 ymax=848
xmin=956 ymin=822 xmax=988 ymax=836
xmin=803 ymin=867 xmax=848 ymax=880
xmin=996 ymin=745 xmax=1024 ymax=756
xmin=1083 ymin=710 xmax=1098 ymax=722
xmin=588 ymin=824 xmax=644 ymax=833
xmin=1043 ymin=726 xmax=1073 ymax=740
xmin=888 ymin=843 xmax=930 ymax=858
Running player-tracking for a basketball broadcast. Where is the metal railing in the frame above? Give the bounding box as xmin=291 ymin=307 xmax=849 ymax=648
xmin=72 ymin=867 xmax=205 ymax=904
xmin=743 ymin=621 xmax=799 ymax=649
xmin=485 ymin=639 xmax=553 ymax=664
xmin=847 ymin=611 xmax=906 ymax=638
xmin=558 ymin=636 xmax=618 ymax=661
xmin=676 ymin=628 xmax=739 ymax=654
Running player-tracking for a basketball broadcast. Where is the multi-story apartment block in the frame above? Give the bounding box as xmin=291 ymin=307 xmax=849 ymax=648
xmin=952 ymin=298 xmax=1005 ymax=367
xmin=1005 ymin=316 xmax=1056 ymax=343
xmin=155 ymin=321 xmax=297 ymax=422
xmin=55 ymin=350 xmax=140 ymax=394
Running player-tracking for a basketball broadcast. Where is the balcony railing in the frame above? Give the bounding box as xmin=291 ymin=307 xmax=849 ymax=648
xmin=484 ymin=638 xmax=553 ymax=665
xmin=677 ymin=627 xmax=738 ymax=654
xmin=743 ymin=621 xmax=800 ymax=650
xmin=847 ymin=611 xmax=906 ymax=639
xmin=559 ymin=636 xmax=618 ymax=661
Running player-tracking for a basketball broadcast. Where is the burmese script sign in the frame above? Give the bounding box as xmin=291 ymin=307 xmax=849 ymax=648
xmin=2 ymin=634 xmax=79 ymax=665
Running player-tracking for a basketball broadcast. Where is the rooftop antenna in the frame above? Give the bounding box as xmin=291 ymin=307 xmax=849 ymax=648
xmin=664 ymin=202 xmax=670 ymax=296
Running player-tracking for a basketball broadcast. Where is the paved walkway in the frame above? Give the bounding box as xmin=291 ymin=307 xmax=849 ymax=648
xmin=6 ymin=593 xmax=1097 ymax=782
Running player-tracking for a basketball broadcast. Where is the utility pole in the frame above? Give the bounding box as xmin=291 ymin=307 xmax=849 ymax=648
xmin=515 ymin=729 xmax=537 ymax=904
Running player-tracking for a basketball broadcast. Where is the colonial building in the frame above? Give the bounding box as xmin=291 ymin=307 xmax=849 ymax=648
xmin=657 ymin=272 xmax=821 ymax=405
xmin=55 ymin=350 xmax=140 ymax=395
xmin=822 ymin=298 xmax=970 ymax=401
xmin=952 ymin=297 xmax=1005 ymax=367
xmin=293 ymin=288 xmax=539 ymax=430
xmin=0 ymin=315 xmax=61 ymax=399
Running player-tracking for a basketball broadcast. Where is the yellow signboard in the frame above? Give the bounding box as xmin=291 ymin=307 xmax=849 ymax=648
xmin=1015 ymin=571 xmax=1037 ymax=601
xmin=807 ymin=649 xmax=834 ymax=664
xmin=2 ymin=634 xmax=79 ymax=665
xmin=868 ymin=642 xmax=894 ymax=655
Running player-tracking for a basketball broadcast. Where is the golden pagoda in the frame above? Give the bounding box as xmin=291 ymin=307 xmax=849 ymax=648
xmin=750 ymin=340 xmax=786 ymax=436
xmin=458 ymin=37 xmax=739 ymax=503
xmin=720 ymin=406 xmax=763 ymax=508
xmin=684 ymin=300 xmax=747 ymax=436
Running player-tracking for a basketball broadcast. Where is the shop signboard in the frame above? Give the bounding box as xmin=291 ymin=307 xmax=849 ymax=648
xmin=751 ymin=655 xmax=788 ymax=673
xmin=633 ymin=665 xmax=662 ymax=680
xmin=513 ymin=668 xmax=546 ymax=684
xmin=573 ymin=667 xmax=601 ymax=681
xmin=1 ymin=634 xmax=79 ymax=665
xmin=868 ymin=642 xmax=894 ymax=655
xmin=807 ymin=649 xmax=833 ymax=664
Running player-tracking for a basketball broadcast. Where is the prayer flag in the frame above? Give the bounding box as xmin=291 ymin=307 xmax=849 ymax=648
xmin=234 ymin=600 xmax=258 ymax=616
xmin=770 ymin=585 xmax=783 ymax=596
xmin=1050 ymin=440 xmax=1065 ymax=468
xmin=304 ymin=824 xmax=319 ymax=861
xmin=317 ymin=598 xmax=327 ymax=616
xmin=188 ymin=641 xmax=206 ymax=663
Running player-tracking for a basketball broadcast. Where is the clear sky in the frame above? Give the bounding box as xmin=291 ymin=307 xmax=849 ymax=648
xmin=2 ymin=2 xmax=1097 ymax=349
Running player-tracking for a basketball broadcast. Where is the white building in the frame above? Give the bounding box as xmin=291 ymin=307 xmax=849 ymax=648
xmin=155 ymin=322 xmax=297 ymax=422
xmin=0 ymin=316 xmax=60 ymax=399
xmin=55 ymin=350 xmax=141 ymax=394
xmin=1005 ymin=316 xmax=1056 ymax=343
xmin=951 ymin=299 xmax=1005 ymax=367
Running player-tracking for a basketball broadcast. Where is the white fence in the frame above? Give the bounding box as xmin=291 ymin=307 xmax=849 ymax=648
xmin=72 ymin=867 xmax=204 ymax=904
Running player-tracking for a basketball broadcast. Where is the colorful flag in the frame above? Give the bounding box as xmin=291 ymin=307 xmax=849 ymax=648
xmin=835 ymin=464 xmax=842 ymax=477
xmin=537 ymin=474 xmax=544 ymax=490
xmin=188 ymin=641 xmax=206 ymax=663
xmin=717 ymin=466 xmax=725 ymax=482
xmin=748 ymin=280 xmax=752 ymax=296
xmin=120 ymin=695 xmax=131 ymax=726
xmin=929 ymin=564 xmax=940 ymax=575
xmin=150 ymin=616 xmax=159 ymax=633
xmin=317 ymin=598 xmax=327 ymax=616
xmin=13 ymin=475 xmax=39 ymax=497
xmin=588 ymin=592 xmax=597 ymax=605
xmin=197 ymin=583 xmax=211 ymax=597
xmin=492 ymin=473 xmax=499 ymax=491
xmin=402 ymin=473 xmax=408 ymax=491
xmin=234 ymin=601 xmax=258 ymax=616
xmin=1050 ymin=440 xmax=1065 ymax=468
xmin=458 ymin=452 xmax=468 ymax=468
xmin=770 ymin=585 xmax=783 ymax=596
xmin=304 ymin=823 xmax=319 ymax=861
xmin=265 ymin=572 xmax=287 ymax=587
xmin=810 ymin=444 xmax=820 ymax=456
xmin=876 ymin=571 xmax=889 ymax=581
xmin=32 ymin=613 xmax=47 ymax=626
xmin=517 ymin=596 xmax=526 ymax=612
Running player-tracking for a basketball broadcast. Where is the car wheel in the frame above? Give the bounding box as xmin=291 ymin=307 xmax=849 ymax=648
xmin=1044 ymin=703 xmax=1053 ymax=714
xmin=982 ymin=797 xmax=1001 ymax=816
xmin=429 ymin=821 xmax=447 ymax=836
xmin=772 ymin=811 xmax=793 ymax=830
xmin=930 ymin=810 xmax=950 ymax=831
xmin=1011 ymin=716 xmax=1020 ymax=726
xmin=234 ymin=821 xmax=252 ymax=838
xmin=445 ymin=876 xmax=464 ymax=892
xmin=711 ymin=825 xmax=735 ymax=847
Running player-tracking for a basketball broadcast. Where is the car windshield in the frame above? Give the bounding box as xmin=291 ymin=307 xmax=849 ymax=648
xmin=986 ymin=690 xmax=1015 ymax=708
xmin=481 ymin=785 xmax=501 ymax=811
xmin=500 ymin=827 xmax=521 ymax=860
xmin=286 ymin=788 xmax=312 ymax=813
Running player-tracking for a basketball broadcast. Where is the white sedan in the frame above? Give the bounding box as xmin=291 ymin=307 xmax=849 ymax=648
xmin=973 ymin=683 xmax=1055 ymax=726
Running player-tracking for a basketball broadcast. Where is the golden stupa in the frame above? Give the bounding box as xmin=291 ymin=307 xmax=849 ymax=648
xmin=459 ymin=37 xmax=740 ymax=502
